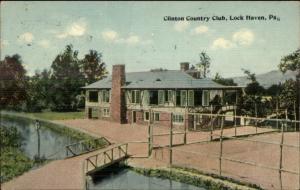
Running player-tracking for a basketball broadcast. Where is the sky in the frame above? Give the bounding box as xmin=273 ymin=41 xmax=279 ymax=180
xmin=0 ymin=1 xmax=299 ymax=77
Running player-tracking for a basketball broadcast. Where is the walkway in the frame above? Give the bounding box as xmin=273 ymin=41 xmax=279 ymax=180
xmin=2 ymin=144 xmax=127 ymax=190
xmin=2 ymin=119 xmax=278 ymax=190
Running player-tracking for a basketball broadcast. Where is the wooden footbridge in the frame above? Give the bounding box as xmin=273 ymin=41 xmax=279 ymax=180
xmin=64 ymin=138 xmax=129 ymax=175
xmin=84 ymin=143 xmax=128 ymax=175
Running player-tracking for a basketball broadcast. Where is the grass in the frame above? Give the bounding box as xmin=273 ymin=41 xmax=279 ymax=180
xmin=0 ymin=147 xmax=34 ymax=183
xmin=10 ymin=110 xmax=85 ymax=120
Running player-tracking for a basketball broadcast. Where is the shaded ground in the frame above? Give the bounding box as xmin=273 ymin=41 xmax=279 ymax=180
xmin=2 ymin=118 xmax=299 ymax=190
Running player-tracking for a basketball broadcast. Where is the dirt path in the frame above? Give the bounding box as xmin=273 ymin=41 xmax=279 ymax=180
xmin=2 ymin=118 xmax=284 ymax=190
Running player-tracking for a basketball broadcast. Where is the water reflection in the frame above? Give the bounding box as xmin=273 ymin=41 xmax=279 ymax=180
xmin=2 ymin=117 xmax=78 ymax=160
xmin=88 ymin=168 xmax=205 ymax=190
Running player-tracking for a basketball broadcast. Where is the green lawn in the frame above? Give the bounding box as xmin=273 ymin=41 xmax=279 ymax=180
xmin=22 ymin=110 xmax=85 ymax=120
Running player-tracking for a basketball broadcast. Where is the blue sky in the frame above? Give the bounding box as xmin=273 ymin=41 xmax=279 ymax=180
xmin=1 ymin=1 xmax=299 ymax=77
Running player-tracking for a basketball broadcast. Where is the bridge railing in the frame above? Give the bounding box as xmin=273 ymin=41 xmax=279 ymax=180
xmin=65 ymin=137 xmax=111 ymax=158
xmin=84 ymin=143 xmax=128 ymax=175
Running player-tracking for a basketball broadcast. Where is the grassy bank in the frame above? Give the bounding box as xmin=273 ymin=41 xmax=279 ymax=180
xmin=0 ymin=126 xmax=34 ymax=183
xmin=14 ymin=110 xmax=85 ymax=121
xmin=0 ymin=147 xmax=34 ymax=183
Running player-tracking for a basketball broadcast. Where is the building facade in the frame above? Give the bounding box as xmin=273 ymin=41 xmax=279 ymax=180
xmin=83 ymin=63 xmax=242 ymax=129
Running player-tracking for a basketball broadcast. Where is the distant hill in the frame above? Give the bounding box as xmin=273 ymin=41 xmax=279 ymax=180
xmin=231 ymin=70 xmax=297 ymax=88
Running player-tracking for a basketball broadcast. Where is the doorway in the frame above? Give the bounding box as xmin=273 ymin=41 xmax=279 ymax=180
xmin=132 ymin=111 xmax=137 ymax=123
xmin=88 ymin=108 xmax=92 ymax=119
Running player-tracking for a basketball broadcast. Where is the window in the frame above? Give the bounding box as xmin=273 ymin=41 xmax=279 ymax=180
xmin=165 ymin=90 xmax=169 ymax=102
xmin=151 ymin=112 xmax=160 ymax=121
xmin=144 ymin=111 xmax=150 ymax=121
xmin=89 ymin=91 xmax=98 ymax=102
xmin=102 ymin=90 xmax=110 ymax=103
xmin=203 ymin=90 xmax=210 ymax=106
xmin=194 ymin=90 xmax=203 ymax=106
xmin=172 ymin=113 xmax=184 ymax=124
xmin=149 ymin=90 xmax=158 ymax=105
xmin=103 ymin=108 xmax=110 ymax=117
xmin=131 ymin=90 xmax=141 ymax=104
xmin=176 ymin=91 xmax=181 ymax=106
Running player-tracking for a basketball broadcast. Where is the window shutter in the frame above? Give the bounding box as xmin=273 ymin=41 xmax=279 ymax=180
xmin=100 ymin=90 xmax=105 ymax=102
xmin=126 ymin=91 xmax=132 ymax=103
xmin=158 ymin=90 xmax=164 ymax=105
xmin=203 ymin=90 xmax=210 ymax=106
xmin=131 ymin=91 xmax=135 ymax=103
xmin=143 ymin=90 xmax=149 ymax=105
xmin=168 ymin=90 xmax=173 ymax=103
xmin=180 ymin=90 xmax=187 ymax=107
xmin=188 ymin=90 xmax=194 ymax=106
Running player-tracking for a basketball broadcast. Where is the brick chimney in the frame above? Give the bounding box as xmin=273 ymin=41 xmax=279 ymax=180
xmin=110 ymin=64 xmax=126 ymax=123
xmin=180 ymin=62 xmax=189 ymax=71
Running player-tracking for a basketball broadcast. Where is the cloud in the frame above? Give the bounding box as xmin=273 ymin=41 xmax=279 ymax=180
xmin=211 ymin=38 xmax=234 ymax=50
xmin=101 ymin=30 xmax=151 ymax=46
xmin=0 ymin=39 xmax=9 ymax=49
xmin=191 ymin=25 xmax=209 ymax=35
xmin=102 ymin=30 xmax=118 ymax=41
xmin=18 ymin=32 xmax=34 ymax=43
xmin=37 ymin=40 xmax=50 ymax=48
xmin=232 ymin=28 xmax=254 ymax=46
xmin=211 ymin=28 xmax=255 ymax=50
xmin=56 ymin=19 xmax=87 ymax=39
xmin=124 ymin=35 xmax=140 ymax=44
xmin=174 ymin=21 xmax=190 ymax=32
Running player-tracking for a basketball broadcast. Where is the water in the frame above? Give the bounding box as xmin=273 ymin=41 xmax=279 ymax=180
xmin=1 ymin=116 xmax=78 ymax=160
xmin=88 ymin=168 xmax=205 ymax=190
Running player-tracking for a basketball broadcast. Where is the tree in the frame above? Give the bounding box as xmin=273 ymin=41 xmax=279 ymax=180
xmin=49 ymin=45 xmax=85 ymax=111
xmin=0 ymin=54 xmax=27 ymax=109
xmin=196 ymin=51 xmax=211 ymax=78
xmin=278 ymin=48 xmax=300 ymax=121
xmin=25 ymin=69 xmax=51 ymax=112
xmin=81 ymin=50 xmax=108 ymax=84
xmin=265 ymin=83 xmax=283 ymax=96
xmin=237 ymin=69 xmax=268 ymax=117
xmin=242 ymin=69 xmax=265 ymax=95
xmin=279 ymin=79 xmax=296 ymax=108
xmin=213 ymin=72 xmax=237 ymax=86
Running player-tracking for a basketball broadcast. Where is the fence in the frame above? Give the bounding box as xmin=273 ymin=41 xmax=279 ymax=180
xmin=149 ymin=113 xmax=300 ymax=190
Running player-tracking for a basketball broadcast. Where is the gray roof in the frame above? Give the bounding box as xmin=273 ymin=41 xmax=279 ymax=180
xmin=82 ymin=70 xmax=242 ymax=89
